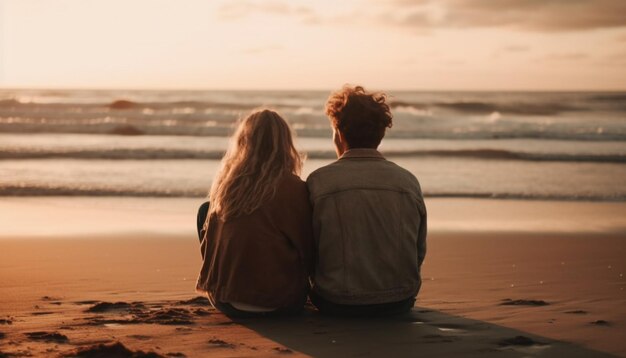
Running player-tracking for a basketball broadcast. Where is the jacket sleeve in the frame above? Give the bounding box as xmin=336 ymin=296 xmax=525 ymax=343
xmin=196 ymin=201 xmax=210 ymax=258
xmin=417 ymin=203 xmax=427 ymax=267
xmin=414 ymin=178 xmax=427 ymax=267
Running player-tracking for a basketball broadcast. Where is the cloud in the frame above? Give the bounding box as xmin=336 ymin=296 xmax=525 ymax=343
xmin=600 ymin=51 xmax=626 ymax=66
xmin=501 ymin=45 xmax=530 ymax=52
xmin=217 ymin=0 xmax=317 ymax=22
xmin=491 ymin=44 xmax=531 ymax=59
xmin=385 ymin=0 xmax=626 ymax=32
xmin=239 ymin=45 xmax=284 ymax=54
xmin=541 ymin=52 xmax=589 ymax=61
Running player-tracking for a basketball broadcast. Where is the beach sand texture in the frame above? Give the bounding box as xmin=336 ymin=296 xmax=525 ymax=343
xmin=1 ymin=198 xmax=624 ymax=357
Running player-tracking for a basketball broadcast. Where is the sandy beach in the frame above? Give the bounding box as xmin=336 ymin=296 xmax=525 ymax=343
xmin=0 ymin=197 xmax=624 ymax=357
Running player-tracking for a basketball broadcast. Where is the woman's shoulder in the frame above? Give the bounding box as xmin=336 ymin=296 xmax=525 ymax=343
xmin=281 ymin=173 xmax=306 ymax=186
xmin=275 ymin=173 xmax=308 ymax=199
xmin=269 ymin=174 xmax=311 ymax=220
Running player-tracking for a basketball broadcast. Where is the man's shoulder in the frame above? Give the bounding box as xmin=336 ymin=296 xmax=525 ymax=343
xmin=384 ymin=159 xmax=421 ymax=185
xmin=306 ymin=157 xmax=422 ymax=196
xmin=307 ymin=160 xmax=342 ymax=183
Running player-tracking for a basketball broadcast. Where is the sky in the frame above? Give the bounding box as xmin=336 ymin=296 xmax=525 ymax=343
xmin=1 ymin=0 xmax=625 ymax=90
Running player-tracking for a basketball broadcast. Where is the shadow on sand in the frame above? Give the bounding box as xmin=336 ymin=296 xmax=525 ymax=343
xmin=240 ymin=306 xmax=614 ymax=357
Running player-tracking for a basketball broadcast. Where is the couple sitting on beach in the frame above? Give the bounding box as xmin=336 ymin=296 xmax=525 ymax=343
xmin=195 ymin=85 xmax=427 ymax=318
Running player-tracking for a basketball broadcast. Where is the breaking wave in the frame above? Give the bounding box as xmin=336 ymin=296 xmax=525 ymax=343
xmin=1 ymin=183 xmax=623 ymax=201
xmin=2 ymin=148 xmax=625 ymax=162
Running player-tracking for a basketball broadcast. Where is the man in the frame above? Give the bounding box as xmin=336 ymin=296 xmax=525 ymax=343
xmin=307 ymin=85 xmax=427 ymax=316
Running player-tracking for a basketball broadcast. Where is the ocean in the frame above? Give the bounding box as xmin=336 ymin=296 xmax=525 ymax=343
xmin=1 ymin=89 xmax=625 ymax=201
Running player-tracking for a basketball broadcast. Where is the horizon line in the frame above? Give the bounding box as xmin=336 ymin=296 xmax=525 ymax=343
xmin=2 ymin=86 xmax=626 ymax=93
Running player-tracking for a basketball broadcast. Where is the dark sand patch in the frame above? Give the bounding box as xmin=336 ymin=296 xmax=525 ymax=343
xmin=192 ymin=309 xmax=210 ymax=316
xmin=0 ymin=319 xmax=12 ymax=325
xmin=565 ymin=310 xmax=588 ymax=315
xmin=31 ymin=312 xmax=54 ymax=316
xmin=25 ymin=331 xmax=69 ymax=343
xmin=0 ymin=332 xmax=5 ymax=339
xmin=208 ymin=339 xmax=235 ymax=349
xmin=398 ymin=316 xmax=429 ymax=324
xmin=63 ymin=342 xmax=163 ymax=357
xmin=85 ymin=307 xmax=194 ymax=326
xmin=273 ymin=347 xmax=294 ymax=354
xmin=175 ymin=297 xmax=209 ymax=306
xmin=128 ymin=335 xmax=152 ymax=341
xmin=86 ymin=302 xmax=145 ymax=313
xmin=500 ymin=299 xmax=549 ymax=306
xmin=590 ymin=320 xmax=610 ymax=326
xmin=498 ymin=336 xmax=546 ymax=347
xmin=165 ymin=353 xmax=186 ymax=358
xmin=423 ymin=334 xmax=445 ymax=339
xmin=138 ymin=308 xmax=194 ymax=325
xmin=41 ymin=296 xmax=62 ymax=302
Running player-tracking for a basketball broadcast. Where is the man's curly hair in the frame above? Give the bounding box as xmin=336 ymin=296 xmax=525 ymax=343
xmin=325 ymin=85 xmax=393 ymax=149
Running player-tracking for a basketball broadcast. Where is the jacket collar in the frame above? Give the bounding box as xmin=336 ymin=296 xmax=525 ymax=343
xmin=339 ymin=148 xmax=385 ymax=160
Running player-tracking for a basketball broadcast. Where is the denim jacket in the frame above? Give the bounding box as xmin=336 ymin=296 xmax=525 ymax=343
xmin=306 ymin=148 xmax=427 ymax=305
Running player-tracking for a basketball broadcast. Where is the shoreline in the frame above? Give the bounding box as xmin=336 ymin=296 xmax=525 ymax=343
xmin=1 ymin=196 xmax=625 ymax=238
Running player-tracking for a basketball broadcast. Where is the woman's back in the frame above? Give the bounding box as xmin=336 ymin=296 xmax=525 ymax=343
xmin=195 ymin=109 xmax=313 ymax=316
xmin=196 ymin=173 xmax=313 ymax=309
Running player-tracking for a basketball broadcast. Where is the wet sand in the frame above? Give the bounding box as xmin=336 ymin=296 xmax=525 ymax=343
xmin=0 ymin=198 xmax=625 ymax=357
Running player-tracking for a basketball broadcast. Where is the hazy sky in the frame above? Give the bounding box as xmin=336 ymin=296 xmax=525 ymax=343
xmin=1 ymin=0 xmax=625 ymax=90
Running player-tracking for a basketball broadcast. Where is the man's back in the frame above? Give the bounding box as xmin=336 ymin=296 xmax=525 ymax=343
xmin=307 ymin=148 xmax=427 ymax=305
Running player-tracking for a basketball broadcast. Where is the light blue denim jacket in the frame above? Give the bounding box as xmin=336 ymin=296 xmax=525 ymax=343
xmin=307 ymin=148 xmax=427 ymax=305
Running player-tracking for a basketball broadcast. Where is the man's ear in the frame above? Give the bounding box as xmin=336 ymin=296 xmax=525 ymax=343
xmin=333 ymin=128 xmax=347 ymax=157
xmin=335 ymin=129 xmax=343 ymax=143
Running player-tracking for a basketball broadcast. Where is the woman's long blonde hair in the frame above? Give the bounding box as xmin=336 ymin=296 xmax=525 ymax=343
xmin=209 ymin=109 xmax=302 ymax=219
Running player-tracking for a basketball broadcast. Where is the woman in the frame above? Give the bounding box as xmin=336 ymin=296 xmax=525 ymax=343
xmin=196 ymin=109 xmax=313 ymax=318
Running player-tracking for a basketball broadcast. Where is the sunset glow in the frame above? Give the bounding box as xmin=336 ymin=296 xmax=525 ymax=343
xmin=2 ymin=0 xmax=625 ymax=90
